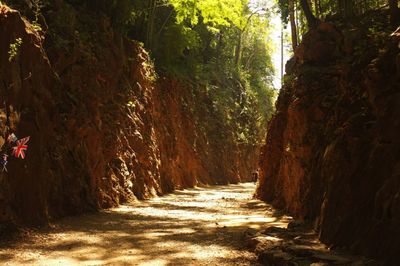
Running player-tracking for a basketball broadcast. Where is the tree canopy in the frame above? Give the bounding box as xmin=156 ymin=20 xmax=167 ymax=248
xmin=119 ymin=0 xmax=277 ymax=143
xmin=3 ymin=0 xmax=277 ymax=145
xmin=277 ymin=0 xmax=399 ymax=51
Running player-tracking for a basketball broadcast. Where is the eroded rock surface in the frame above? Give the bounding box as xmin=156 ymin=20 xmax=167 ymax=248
xmin=246 ymin=223 xmax=380 ymax=265
xmin=0 ymin=3 xmax=257 ymax=229
xmin=256 ymin=19 xmax=400 ymax=264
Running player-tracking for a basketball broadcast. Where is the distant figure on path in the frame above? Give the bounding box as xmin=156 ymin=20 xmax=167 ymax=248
xmin=251 ymin=170 xmax=259 ymax=183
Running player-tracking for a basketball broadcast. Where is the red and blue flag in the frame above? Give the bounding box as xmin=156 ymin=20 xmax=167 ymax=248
xmin=12 ymin=136 xmax=30 ymax=159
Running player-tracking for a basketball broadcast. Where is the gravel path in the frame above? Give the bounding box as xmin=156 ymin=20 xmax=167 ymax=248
xmin=0 ymin=183 xmax=291 ymax=266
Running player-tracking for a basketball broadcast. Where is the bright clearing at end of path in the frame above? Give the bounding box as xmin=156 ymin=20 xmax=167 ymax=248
xmin=0 ymin=183 xmax=292 ymax=266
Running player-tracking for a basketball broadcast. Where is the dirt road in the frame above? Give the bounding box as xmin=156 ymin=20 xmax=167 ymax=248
xmin=0 ymin=183 xmax=291 ymax=265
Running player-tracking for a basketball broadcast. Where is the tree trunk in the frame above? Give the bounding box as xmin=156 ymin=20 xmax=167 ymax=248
xmin=389 ymin=0 xmax=400 ymax=27
xmin=345 ymin=0 xmax=354 ymax=18
xmin=295 ymin=3 xmax=300 ymax=44
xmin=281 ymin=24 xmax=284 ymax=83
xmin=235 ymin=11 xmax=258 ymax=69
xmin=338 ymin=0 xmax=354 ymax=19
xmin=146 ymin=0 xmax=157 ymax=50
xmin=203 ymin=33 xmax=213 ymax=64
xmin=289 ymin=0 xmax=298 ymax=51
xmin=216 ymin=31 xmax=224 ymax=65
xmin=235 ymin=30 xmax=243 ymax=69
xmin=299 ymin=0 xmax=319 ymax=28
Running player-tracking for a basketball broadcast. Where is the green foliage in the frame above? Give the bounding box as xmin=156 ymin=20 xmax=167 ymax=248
xmin=127 ymin=101 xmax=136 ymax=108
xmin=277 ymin=0 xmax=390 ymax=25
xmin=277 ymin=0 xmax=289 ymax=24
xmin=8 ymin=0 xmax=275 ymax=149
xmin=138 ymin=0 xmax=274 ymax=146
xmin=169 ymin=0 xmax=243 ymax=27
xmin=8 ymin=37 xmax=22 ymax=62
xmin=31 ymin=22 xmax=42 ymax=32
xmin=3 ymin=0 xmax=45 ymax=31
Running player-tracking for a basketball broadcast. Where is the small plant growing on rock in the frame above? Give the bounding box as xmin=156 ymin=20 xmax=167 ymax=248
xmin=127 ymin=101 xmax=136 ymax=108
xmin=31 ymin=0 xmax=43 ymax=32
xmin=31 ymin=21 xmax=42 ymax=32
xmin=8 ymin=37 xmax=23 ymax=62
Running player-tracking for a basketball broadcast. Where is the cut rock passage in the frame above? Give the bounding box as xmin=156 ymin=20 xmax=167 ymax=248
xmin=0 ymin=183 xmax=290 ymax=266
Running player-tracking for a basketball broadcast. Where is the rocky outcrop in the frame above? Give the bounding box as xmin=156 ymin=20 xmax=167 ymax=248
xmin=0 ymin=3 xmax=257 ymax=230
xmin=256 ymin=20 xmax=400 ymax=263
xmin=0 ymin=4 xmax=57 ymax=226
xmin=246 ymin=223 xmax=379 ymax=265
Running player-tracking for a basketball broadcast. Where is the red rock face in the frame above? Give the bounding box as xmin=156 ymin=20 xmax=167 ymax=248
xmin=0 ymin=4 xmax=257 ymax=228
xmin=256 ymin=23 xmax=400 ymax=263
xmin=154 ymin=79 xmax=257 ymax=190
xmin=0 ymin=5 xmax=57 ymax=225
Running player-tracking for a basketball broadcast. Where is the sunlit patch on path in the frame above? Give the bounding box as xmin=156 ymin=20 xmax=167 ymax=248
xmin=0 ymin=183 xmax=292 ymax=265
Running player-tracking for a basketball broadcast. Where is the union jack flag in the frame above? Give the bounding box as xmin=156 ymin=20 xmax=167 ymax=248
xmin=12 ymin=136 xmax=30 ymax=159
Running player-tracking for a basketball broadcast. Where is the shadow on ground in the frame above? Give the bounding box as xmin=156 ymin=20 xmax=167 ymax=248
xmin=0 ymin=183 xmax=292 ymax=266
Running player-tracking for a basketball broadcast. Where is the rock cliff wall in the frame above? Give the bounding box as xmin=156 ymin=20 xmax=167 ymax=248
xmin=256 ymin=20 xmax=400 ymax=263
xmin=0 ymin=4 xmax=256 ymax=229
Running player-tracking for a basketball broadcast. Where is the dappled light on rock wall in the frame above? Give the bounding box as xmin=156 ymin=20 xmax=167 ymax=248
xmin=256 ymin=8 xmax=400 ymax=265
xmin=0 ymin=0 xmax=399 ymax=264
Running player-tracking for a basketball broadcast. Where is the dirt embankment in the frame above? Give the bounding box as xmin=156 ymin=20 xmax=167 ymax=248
xmin=0 ymin=3 xmax=257 ymax=229
xmin=256 ymin=18 xmax=400 ymax=263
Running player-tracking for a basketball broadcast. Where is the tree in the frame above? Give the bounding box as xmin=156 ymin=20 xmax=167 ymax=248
xmin=389 ymin=0 xmax=400 ymax=27
xmin=235 ymin=8 xmax=263 ymax=69
xmin=288 ymin=0 xmax=298 ymax=51
xmin=299 ymin=0 xmax=319 ymax=28
xmin=338 ymin=0 xmax=354 ymax=19
xmin=146 ymin=0 xmax=157 ymax=49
